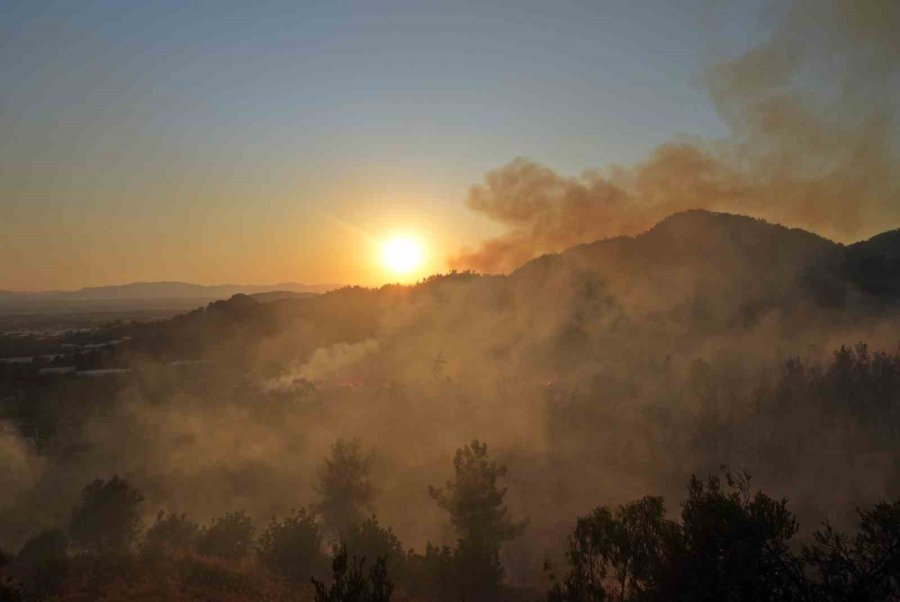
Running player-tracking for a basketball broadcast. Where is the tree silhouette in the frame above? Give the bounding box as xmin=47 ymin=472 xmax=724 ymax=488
xmin=404 ymin=543 xmax=457 ymax=601
xmin=548 ymin=471 xmax=808 ymax=601
xmin=317 ymin=439 xmax=377 ymax=536
xmin=69 ymin=476 xmax=144 ymax=556
xmin=804 ymin=500 xmax=900 ymax=601
xmin=196 ymin=511 xmax=255 ymax=561
xmin=257 ymin=508 xmax=326 ymax=582
xmin=673 ymin=469 xmax=803 ymax=601
xmin=548 ymin=496 xmax=680 ymax=601
xmin=141 ymin=511 xmax=199 ymax=559
xmin=16 ymin=528 xmax=69 ymax=600
xmin=341 ymin=516 xmax=405 ymax=581
xmin=429 ymin=440 xmax=526 ymax=600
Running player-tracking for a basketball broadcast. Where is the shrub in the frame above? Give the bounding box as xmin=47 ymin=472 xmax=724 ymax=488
xmin=178 ymin=554 xmax=258 ymax=595
xmin=196 ymin=511 xmax=255 ymax=561
xmin=341 ymin=516 xmax=405 ymax=581
xmin=258 ymin=508 xmax=327 ymax=582
xmin=69 ymin=476 xmax=144 ymax=555
xmin=13 ymin=528 xmax=69 ymax=600
xmin=312 ymin=545 xmax=393 ymax=602
xmin=142 ymin=511 xmax=199 ymax=559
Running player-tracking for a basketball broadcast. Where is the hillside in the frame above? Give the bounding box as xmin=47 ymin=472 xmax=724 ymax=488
xmin=59 ymin=210 xmax=894 ymax=374
xmin=846 ymin=229 xmax=900 ymax=300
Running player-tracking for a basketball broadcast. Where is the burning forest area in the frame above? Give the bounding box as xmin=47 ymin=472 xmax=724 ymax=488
xmin=2 ymin=0 xmax=900 ymax=600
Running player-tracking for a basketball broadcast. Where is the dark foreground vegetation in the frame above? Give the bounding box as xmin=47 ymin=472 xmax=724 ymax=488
xmin=1 ymin=440 xmax=898 ymax=601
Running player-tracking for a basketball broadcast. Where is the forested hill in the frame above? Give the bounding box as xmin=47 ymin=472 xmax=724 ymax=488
xmin=108 ymin=210 xmax=900 ymax=366
xmin=8 ymin=209 xmax=895 ymax=370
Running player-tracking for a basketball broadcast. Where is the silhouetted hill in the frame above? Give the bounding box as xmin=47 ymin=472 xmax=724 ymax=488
xmin=846 ymin=229 xmax=900 ymax=301
xmin=506 ymin=210 xmax=856 ymax=336
xmin=98 ymin=211 xmax=900 ymax=365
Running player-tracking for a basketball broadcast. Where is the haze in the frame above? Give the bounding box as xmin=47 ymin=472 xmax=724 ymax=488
xmin=1 ymin=1 xmax=900 ymax=601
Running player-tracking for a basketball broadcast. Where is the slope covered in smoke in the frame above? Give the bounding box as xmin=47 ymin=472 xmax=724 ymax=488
xmin=3 ymin=210 xmax=900 ymax=580
xmin=127 ymin=209 xmax=898 ymax=365
xmin=512 ymin=209 xmax=852 ymax=324
xmin=85 ymin=209 xmax=900 ymax=420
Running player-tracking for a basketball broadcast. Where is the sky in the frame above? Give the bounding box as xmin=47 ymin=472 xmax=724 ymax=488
xmin=0 ymin=0 xmax=770 ymax=290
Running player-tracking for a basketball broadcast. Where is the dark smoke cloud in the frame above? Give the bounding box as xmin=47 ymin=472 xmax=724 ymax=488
xmin=452 ymin=0 xmax=899 ymax=274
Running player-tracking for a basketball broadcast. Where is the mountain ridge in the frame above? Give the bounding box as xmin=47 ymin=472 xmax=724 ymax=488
xmin=0 ymin=281 xmax=338 ymax=302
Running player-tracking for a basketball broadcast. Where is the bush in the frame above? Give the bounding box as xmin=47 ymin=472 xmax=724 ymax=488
xmin=16 ymin=528 xmax=68 ymax=567
xmin=13 ymin=528 xmax=69 ymax=600
xmin=257 ymin=508 xmax=327 ymax=582
xmin=142 ymin=511 xmax=199 ymax=559
xmin=178 ymin=554 xmax=259 ymax=595
xmin=312 ymin=545 xmax=393 ymax=602
xmin=196 ymin=511 xmax=255 ymax=561
xmin=69 ymin=476 xmax=144 ymax=555
xmin=404 ymin=544 xmax=457 ymax=601
xmin=341 ymin=516 xmax=405 ymax=581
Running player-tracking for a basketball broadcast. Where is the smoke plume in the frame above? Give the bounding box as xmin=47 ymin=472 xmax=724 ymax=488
xmin=452 ymin=0 xmax=899 ymax=273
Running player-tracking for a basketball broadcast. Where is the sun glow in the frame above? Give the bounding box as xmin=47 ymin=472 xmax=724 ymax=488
xmin=381 ymin=235 xmax=424 ymax=276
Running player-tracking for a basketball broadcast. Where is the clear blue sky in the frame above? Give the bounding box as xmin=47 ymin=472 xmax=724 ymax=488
xmin=0 ymin=0 xmax=766 ymax=289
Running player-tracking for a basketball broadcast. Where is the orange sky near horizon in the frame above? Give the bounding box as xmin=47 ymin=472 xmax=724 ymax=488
xmin=4 ymin=1 xmax=895 ymax=291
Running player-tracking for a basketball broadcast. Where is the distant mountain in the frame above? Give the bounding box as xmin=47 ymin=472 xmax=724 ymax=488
xmin=0 ymin=281 xmax=337 ymax=304
xmin=248 ymin=291 xmax=320 ymax=303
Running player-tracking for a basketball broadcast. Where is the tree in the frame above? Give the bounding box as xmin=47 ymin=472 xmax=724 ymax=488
xmin=142 ymin=511 xmax=199 ymax=559
xmin=196 ymin=511 xmax=255 ymax=561
xmin=429 ymin=440 xmax=526 ymax=548
xmin=547 ymin=471 xmax=807 ymax=602
xmin=317 ymin=439 xmax=377 ymax=535
xmin=312 ymin=545 xmax=394 ymax=602
xmin=16 ymin=528 xmax=69 ymax=600
xmin=804 ymin=500 xmax=900 ymax=601
xmin=69 ymin=476 xmax=144 ymax=555
xmin=16 ymin=528 xmax=68 ymax=566
xmin=341 ymin=516 xmax=405 ymax=581
xmin=674 ymin=469 xmax=803 ymax=601
xmin=404 ymin=543 xmax=457 ymax=601
xmin=257 ymin=508 xmax=327 ymax=582
xmin=429 ymin=440 xmax=527 ymax=600
xmin=547 ymin=497 xmax=681 ymax=602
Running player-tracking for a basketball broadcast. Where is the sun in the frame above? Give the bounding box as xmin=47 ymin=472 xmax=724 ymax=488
xmin=381 ymin=235 xmax=424 ymax=276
